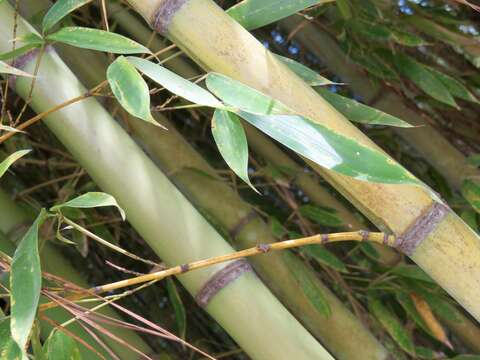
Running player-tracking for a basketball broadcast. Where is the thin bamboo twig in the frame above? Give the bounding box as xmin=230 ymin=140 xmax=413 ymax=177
xmin=39 ymin=230 xmax=395 ymax=309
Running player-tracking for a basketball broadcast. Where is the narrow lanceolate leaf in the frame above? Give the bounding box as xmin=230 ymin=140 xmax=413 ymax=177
xmin=0 ymin=44 xmax=39 ymax=61
xmin=42 ymin=0 xmax=93 ymax=33
xmin=429 ymin=68 xmax=480 ymax=104
xmin=275 ymin=55 xmax=338 ymax=86
xmin=394 ymin=54 xmax=457 ymax=108
xmin=207 ymin=73 xmax=419 ymax=184
xmin=369 ymin=297 xmax=415 ymax=355
xmin=47 ymin=27 xmax=149 ymax=54
xmin=51 ymin=192 xmax=126 ymax=220
xmin=107 ymin=56 xmax=160 ymax=127
xmin=0 ymin=61 xmax=33 ymax=78
xmin=299 ymin=204 xmax=343 ymax=227
xmin=391 ymin=264 xmax=434 ymax=283
xmin=0 ymin=150 xmax=31 ymax=179
xmin=227 ymin=0 xmax=333 ymax=30
xmin=239 ymin=111 xmax=418 ymax=184
xmin=302 ymin=245 xmax=348 ymax=273
xmin=462 ymin=179 xmax=480 ymax=214
xmin=43 ymin=330 xmax=82 ymax=360
xmin=212 ymin=110 xmax=257 ymax=192
xmin=410 ymin=293 xmax=452 ymax=349
xmin=127 ymin=57 xmax=222 ymax=108
xmin=10 ymin=210 xmax=47 ymax=352
xmin=166 ymin=278 xmax=187 ymax=341
xmin=206 ymin=72 xmax=292 ymax=115
xmin=283 ymin=252 xmax=331 ymax=316
xmin=316 ymin=88 xmax=413 ymax=127
xmin=395 ymin=292 xmax=433 ymax=337
xmin=0 ymin=319 xmax=23 ymax=360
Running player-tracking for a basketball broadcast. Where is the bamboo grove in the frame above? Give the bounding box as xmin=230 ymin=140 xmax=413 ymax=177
xmin=0 ymin=0 xmax=480 ymax=359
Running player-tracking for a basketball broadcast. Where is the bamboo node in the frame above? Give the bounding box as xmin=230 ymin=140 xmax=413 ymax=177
xmin=152 ymin=0 xmax=189 ymax=35
xmin=228 ymin=210 xmax=258 ymax=239
xmin=321 ymin=233 xmax=329 ymax=244
xmin=394 ymin=202 xmax=450 ymax=256
xmin=256 ymin=244 xmax=271 ymax=253
xmin=8 ymin=46 xmax=52 ymax=88
xmin=195 ymin=259 xmax=252 ymax=308
xmin=180 ymin=263 xmax=190 ymax=273
xmin=358 ymin=230 xmax=370 ymax=241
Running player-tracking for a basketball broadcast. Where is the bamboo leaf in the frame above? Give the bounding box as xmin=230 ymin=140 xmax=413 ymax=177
xmin=468 ymin=154 xmax=480 ymax=167
xmin=275 ymin=55 xmax=338 ymax=86
xmin=368 ymin=296 xmax=415 ymax=355
xmin=227 ymin=0 xmax=333 ymax=30
xmin=10 ymin=210 xmax=47 ymax=353
xmin=107 ymin=56 xmax=160 ymax=127
xmin=298 ymin=204 xmax=343 ymax=227
xmin=166 ymin=278 xmax=187 ymax=341
xmin=302 ymin=245 xmax=348 ymax=273
xmin=394 ymin=54 xmax=457 ymax=108
xmin=429 ymin=68 xmax=480 ymax=104
xmin=47 ymin=27 xmax=149 ymax=54
xmin=0 ymin=44 xmax=40 ymax=61
xmin=238 ymin=110 xmax=419 ymax=184
xmin=127 ymin=57 xmax=222 ymax=108
xmin=206 ymin=73 xmax=419 ymax=184
xmin=206 ymin=72 xmax=292 ymax=115
xmin=316 ymin=88 xmax=413 ymax=127
xmin=0 ymin=319 xmax=23 ymax=360
xmin=283 ymin=252 xmax=331 ymax=316
xmin=336 ymin=0 xmax=352 ymax=19
xmin=212 ymin=110 xmax=257 ymax=192
xmin=0 ymin=61 xmax=33 ymax=78
xmin=42 ymin=0 xmax=93 ymax=33
xmin=395 ymin=292 xmax=433 ymax=336
xmin=462 ymin=179 xmax=480 ymax=214
xmin=43 ymin=330 xmax=82 ymax=360
xmin=0 ymin=150 xmax=31 ymax=179
xmin=51 ymin=192 xmax=126 ymax=220
xmin=391 ymin=264 xmax=434 ymax=283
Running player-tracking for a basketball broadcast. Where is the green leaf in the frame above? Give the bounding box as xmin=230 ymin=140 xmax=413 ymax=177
xmin=283 ymin=252 xmax=331 ymax=316
xmin=336 ymin=0 xmax=352 ymax=20
xmin=429 ymin=68 xmax=480 ymax=104
xmin=394 ymin=54 xmax=457 ymax=108
xmin=414 ymin=346 xmax=436 ymax=360
xmin=10 ymin=210 xmax=47 ymax=352
xmin=212 ymin=110 xmax=257 ymax=192
xmin=0 ymin=319 xmax=23 ymax=360
xmin=42 ymin=0 xmax=92 ymax=33
xmin=299 ymin=204 xmax=343 ymax=227
xmin=206 ymin=72 xmax=292 ymax=115
xmin=47 ymin=27 xmax=149 ymax=54
xmin=107 ymin=56 xmax=159 ymax=127
xmin=275 ymin=55 xmax=337 ymax=86
xmin=317 ymin=88 xmax=413 ymax=127
xmin=369 ymin=296 xmax=415 ymax=354
xmin=392 ymin=30 xmax=427 ymax=47
xmin=127 ymin=57 xmax=222 ymax=108
xmin=239 ymin=111 xmax=419 ymax=184
xmin=166 ymin=278 xmax=187 ymax=341
xmin=0 ymin=44 xmax=40 ymax=61
xmin=0 ymin=61 xmax=33 ymax=78
xmin=302 ymin=245 xmax=348 ymax=273
xmin=15 ymin=33 xmax=45 ymax=47
xmin=449 ymin=356 xmax=480 ymax=360
xmin=0 ymin=150 xmax=31 ymax=179
xmin=468 ymin=154 xmax=480 ymax=167
xmin=462 ymin=179 xmax=480 ymax=214
xmin=206 ymin=73 xmax=419 ymax=184
xmin=227 ymin=0 xmax=333 ymax=30
xmin=50 ymin=192 xmax=126 ymax=220
xmin=461 ymin=209 xmax=478 ymax=232
xmin=391 ymin=264 xmax=434 ymax=283
xmin=43 ymin=330 xmax=82 ymax=360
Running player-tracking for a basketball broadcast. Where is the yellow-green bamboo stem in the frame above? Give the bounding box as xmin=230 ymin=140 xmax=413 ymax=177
xmin=127 ymin=0 xmax=480 ymax=322
xmin=280 ymin=16 xmax=480 ymax=192
xmin=0 ymin=188 xmax=159 ymax=360
xmin=0 ymin=4 xmax=332 ymax=359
